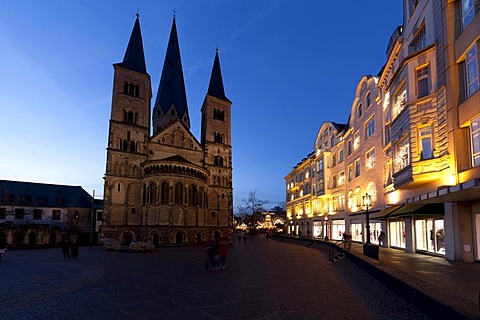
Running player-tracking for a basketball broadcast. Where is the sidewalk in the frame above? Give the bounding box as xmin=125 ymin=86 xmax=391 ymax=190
xmin=278 ymin=236 xmax=480 ymax=319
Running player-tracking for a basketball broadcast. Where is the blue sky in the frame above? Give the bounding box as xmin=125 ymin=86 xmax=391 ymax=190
xmin=0 ymin=1 xmax=403 ymax=208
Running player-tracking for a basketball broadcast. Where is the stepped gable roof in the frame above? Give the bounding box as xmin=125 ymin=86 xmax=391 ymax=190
xmin=115 ymin=14 xmax=147 ymax=74
xmin=0 ymin=180 xmax=93 ymax=208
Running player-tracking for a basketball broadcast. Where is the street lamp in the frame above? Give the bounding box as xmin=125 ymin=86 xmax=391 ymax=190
xmin=362 ymin=193 xmax=372 ymax=244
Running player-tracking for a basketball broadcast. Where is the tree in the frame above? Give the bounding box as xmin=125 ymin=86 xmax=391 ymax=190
xmin=236 ymin=190 xmax=268 ymax=226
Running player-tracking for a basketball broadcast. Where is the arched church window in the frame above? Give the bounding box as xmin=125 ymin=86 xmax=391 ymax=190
xmin=174 ymin=182 xmax=184 ymax=204
xmin=161 ymin=181 xmax=169 ymax=204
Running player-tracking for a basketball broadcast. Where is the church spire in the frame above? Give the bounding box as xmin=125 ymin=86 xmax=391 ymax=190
xmin=207 ymin=49 xmax=230 ymax=102
xmin=153 ymin=17 xmax=190 ymax=131
xmin=116 ymin=14 xmax=147 ymax=74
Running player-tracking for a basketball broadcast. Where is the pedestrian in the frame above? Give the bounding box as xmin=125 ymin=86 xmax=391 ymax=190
xmin=70 ymin=240 xmax=79 ymax=258
xmin=0 ymin=247 xmax=5 ymax=262
xmin=62 ymin=239 xmax=71 ymax=258
xmin=217 ymin=237 xmax=229 ymax=270
xmin=203 ymin=237 xmax=217 ymax=272
xmin=378 ymin=231 xmax=385 ymax=246
xmin=242 ymin=235 xmax=247 ymax=244
xmin=266 ymin=233 xmax=270 ymax=242
xmin=237 ymin=234 xmax=242 ymax=244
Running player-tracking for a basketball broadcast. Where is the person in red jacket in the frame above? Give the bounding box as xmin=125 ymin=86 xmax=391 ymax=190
xmin=217 ymin=237 xmax=229 ymax=270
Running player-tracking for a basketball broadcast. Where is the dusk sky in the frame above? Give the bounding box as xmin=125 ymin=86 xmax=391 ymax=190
xmin=0 ymin=1 xmax=403 ymax=209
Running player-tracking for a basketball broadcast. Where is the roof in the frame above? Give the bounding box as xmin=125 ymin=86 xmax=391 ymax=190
xmin=0 ymin=180 xmax=93 ymax=209
xmin=207 ymin=50 xmax=230 ymax=102
xmin=153 ymin=17 xmax=189 ymax=126
xmin=115 ymin=15 xmax=147 ymax=74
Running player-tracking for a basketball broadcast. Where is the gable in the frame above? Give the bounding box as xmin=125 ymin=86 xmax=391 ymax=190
xmin=151 ymin=119 xmax=201 ymax=151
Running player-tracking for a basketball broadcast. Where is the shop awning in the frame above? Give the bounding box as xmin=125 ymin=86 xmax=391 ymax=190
xmin=348 ymin=209 xmax=380 ymax=217
xmin=388 ymin=202 xmax=444 ymax=218
xmin=371 ymin=204 xmax=403 ymax=220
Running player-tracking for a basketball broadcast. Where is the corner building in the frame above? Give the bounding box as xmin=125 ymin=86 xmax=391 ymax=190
xmin=285 ymin=0 xmax=480 ymax=263
xmin=102 ymin=16 xmax=233 ymax=245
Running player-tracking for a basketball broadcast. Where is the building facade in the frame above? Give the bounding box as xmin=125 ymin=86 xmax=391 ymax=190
xmin=285 ymin=0 xmax=480 ymax=262
xmin=0 ymin=180 xmax=98 ymax=248
xmin=101 ymin=16 xmax=234 ymax=246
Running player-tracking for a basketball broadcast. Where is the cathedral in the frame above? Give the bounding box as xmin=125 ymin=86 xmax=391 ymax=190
xmin=101 ymin=15 xmax=233 ymax=246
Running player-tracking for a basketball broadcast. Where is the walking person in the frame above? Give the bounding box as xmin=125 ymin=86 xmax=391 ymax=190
xmin=0 ymin=247 xmax=5 ymax=262
xmin=70 ymin=240 xmax=79 ymax=258
xmin=378 ymin=231 xmax=385 ymax=246
xmin=266 ymin=232 xmax=270 ymax=242
xmin=62 ymin=239 xmax=71 ymax=258
xmin=217 ymin=237 xmax=229 ymax=270
xmin=242 ymin=235 xmax=247 ymax=244
xmin=203 ymin=237 xmax=217 ymax=273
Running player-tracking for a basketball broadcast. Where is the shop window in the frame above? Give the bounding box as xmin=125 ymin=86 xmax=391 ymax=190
xmin=389 ymin=220 xmax=406 ymax=248
xmin=415 ymin=218 xmax=445 ymax=255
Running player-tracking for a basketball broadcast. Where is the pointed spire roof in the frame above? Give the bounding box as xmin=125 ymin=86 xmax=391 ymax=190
xmin=153 ymin=17 xmax=189 ymax=122
xmin=116 ymin=14 xmax=147 ymax=74
xmin=207 ymin=50 xmax=230 ymax=102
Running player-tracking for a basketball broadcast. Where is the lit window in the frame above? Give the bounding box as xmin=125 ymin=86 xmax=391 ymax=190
xmin=392 ymin=84 xmax=406 ymax=120
xmin=419 ymin=126 xmax=433 ymax=160
xmin=466 ymin=43 xmax=479 ymax=97
xmin=365 ymin=117 xmax=375 ymax=139
xmin=416 ymin=65 xmax=430 ymax=98
xmin=332 ymin=175 xmax=337 ymax=188
xmin=338 ymin=172 xmax=345 ymax=186
xmin=348 ymin=164 xmax=353 ymax=181
xmin=366 ymin=149 xmax=375 ymax=169
xmin=471 ymin=117 xmax=480 ymax=167
xmin=394 ymin=136 xmax=411 ymax=172
xmin=353 ymin=132 xmax=360 ymax=151
xmin=332 ymin=154 xmax=337 ymax=167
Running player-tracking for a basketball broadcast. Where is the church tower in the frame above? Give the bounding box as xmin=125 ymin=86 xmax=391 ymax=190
xmin=152 ymin=17 xmax=190 ymax=134
xmin=103 ymin=15 xmax=152 ymax=235
xmin=201 ymin=50 xmax=233 ymax=228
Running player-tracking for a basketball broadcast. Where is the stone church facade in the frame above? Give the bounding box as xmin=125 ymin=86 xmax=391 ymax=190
xmin=101 ymin=15 xmax=233 ymax=245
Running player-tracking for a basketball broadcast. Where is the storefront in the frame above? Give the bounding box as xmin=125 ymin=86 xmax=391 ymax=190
xmin=389 ymin=220 xmax=406 ymax=248
xmin=415 ymin=217 xmax=445 ymax=255
xmin=313 ymin=220 xmax=322 ymax=238
xmin=350 ymin=221 xmax=362 ymax=242
xmin=330 ymin=219 xmax=344 ymax=240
